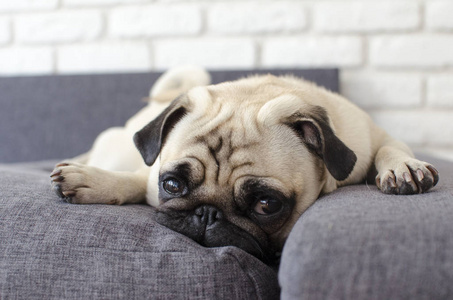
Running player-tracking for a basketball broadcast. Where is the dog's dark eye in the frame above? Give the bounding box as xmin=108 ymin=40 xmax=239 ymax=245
xmin=162 ymin=178 xmax=185 ymax=196
xmin=253 ymin=198 xmax=283 ymax=215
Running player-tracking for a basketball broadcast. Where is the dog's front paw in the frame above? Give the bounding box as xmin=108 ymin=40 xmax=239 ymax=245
xmin=375 ymin=159 xmax=439 ymax=195
xmin=50 ymin=162 xmax=105 ymax=204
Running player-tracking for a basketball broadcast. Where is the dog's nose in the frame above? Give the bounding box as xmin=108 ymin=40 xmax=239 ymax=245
xmin=194 ymin=205 xmax=224 ymax=226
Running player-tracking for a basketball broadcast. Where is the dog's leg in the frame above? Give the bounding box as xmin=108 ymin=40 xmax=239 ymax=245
xmin=50 ymin=162 xmax=149 ymax=205
xmin=67 ymin=151 xmax=91 ymax=164
xmin=374 ymin=132 xmax=439 ymax=195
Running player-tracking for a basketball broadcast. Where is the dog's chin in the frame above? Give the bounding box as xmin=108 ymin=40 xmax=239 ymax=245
xmin=155 ymin=205 xmax=277 ymax=264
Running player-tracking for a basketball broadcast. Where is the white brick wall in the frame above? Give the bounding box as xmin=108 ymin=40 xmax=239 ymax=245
xmin=109 ymin=5 xmax=202 ymax=38
xmin=63 ymin=0 xmax=149 ymax=7
xmin=426 ymin=1 xmax=453 ymax=31
xmin=371 ymin=111 xmax=453 ymax=147
xmin=0 ymin=47 xmax=53 ymax=75
xmin=15 ymin=10 xmax=103 ymax=44
xmin=262 ymin=37 xmax=362 ymax=68
xmin=155 ymin=38 xmax=255 ymax=69
xmin=207 ymin=2 xmax=307 ymax=34
xmin=57 ymin=42 xmax=151 ymax=73
xmin=313 ymin=2 xmax=420 ymax=32
xmin=370 ymin=36 xmax=453 ymax=68
xmin=341 ymin=72 xmax=422 ymax=109
xmin=0 ymin=17 xmax=10 ymax=44
xmin=427 ymin=75 xmax=453 ymax=108
xmin=0 ymin=0 xmax=58 ymax=12
xmin=0 ymin=0 xmax=452 ymax=160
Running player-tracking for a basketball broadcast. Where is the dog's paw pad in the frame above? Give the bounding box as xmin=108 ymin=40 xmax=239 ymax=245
xmin=376 ymin=160 xmax=439 ymax=195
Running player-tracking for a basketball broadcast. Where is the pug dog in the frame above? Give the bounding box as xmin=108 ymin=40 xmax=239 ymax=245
xmin=51 ymin=66 xmax=439 ymax=262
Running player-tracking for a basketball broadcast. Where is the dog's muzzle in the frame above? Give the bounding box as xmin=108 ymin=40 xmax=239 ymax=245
xmin=155 ymin=205 xmax=274 ymax=263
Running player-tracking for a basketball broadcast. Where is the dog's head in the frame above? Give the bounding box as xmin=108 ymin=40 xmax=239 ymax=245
xmin=134 ymin=74 xmax=356 ymax=263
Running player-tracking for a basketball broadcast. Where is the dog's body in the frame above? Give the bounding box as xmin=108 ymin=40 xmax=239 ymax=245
xmin=51 ymin=66 xmax=438 ymax=261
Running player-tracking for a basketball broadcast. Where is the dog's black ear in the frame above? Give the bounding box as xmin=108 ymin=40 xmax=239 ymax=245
xmin=288 ymin=107 xmax=357 ymax=181
xmin=133 ymin=97 xmax=187 ymax=166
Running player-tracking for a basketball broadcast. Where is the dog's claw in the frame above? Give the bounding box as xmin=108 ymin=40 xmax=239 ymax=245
xmin=52 ymin=183 xmax=65 ymax=198
xmin=426 ymin=165 xmax=439 ymax=186
xmin=376 ymin=159 xmax=439 ymax=195
xmin=52 ymin=180 xmax=73 ymax=203
xmin=399 ymin=172 xmax=418 ymax=194
xmin=50 ymin=169 xmax=62 ymax=177
xmin=388 ymin=175 xmax=397 ymax=188
xmin=62 ymin=190 xmax=76 ymax=198
xmin=51 ymin=175 xmax=64 ymax=182
xmin=49 ymin=162 xmax=106 ymax=205
xmin=403 ymin=172 xmax=412 ymax=183
xmin=51 ymin=163 xmax=76 ymax=202
xmin=55 ymin=162 xmax=69 ymax=167
xmin=416 ymin=169 xmax=424 ymax=182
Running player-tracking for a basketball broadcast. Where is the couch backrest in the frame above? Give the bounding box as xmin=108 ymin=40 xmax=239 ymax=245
xmin=0 ymin=69 xmax=338 ymax=163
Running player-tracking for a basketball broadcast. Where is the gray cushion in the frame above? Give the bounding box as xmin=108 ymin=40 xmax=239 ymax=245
xmin=0 ymin=162 xmax=279 ymax=299
xmin=279 ymin=155 xmax=453 ymax=300
xmin=0 ymin=68 xmax=339 ymax=299
xmin=0 ymin=69 xmax=338 ymax=163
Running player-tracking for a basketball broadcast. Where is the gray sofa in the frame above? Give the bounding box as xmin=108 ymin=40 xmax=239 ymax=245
xmin=1 ymin=69 xmax=452 ymax=300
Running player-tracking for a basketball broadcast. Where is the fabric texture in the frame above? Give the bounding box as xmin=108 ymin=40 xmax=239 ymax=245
xmin=4 ymin=69 xmax=452 ymax=299
xmin=0 ymin=162 xmax=279 ymax=299
xmin=0 ymin=68 xmax=338 ymax=299
xmin=279 ymin=155 xmax=453 ymax=300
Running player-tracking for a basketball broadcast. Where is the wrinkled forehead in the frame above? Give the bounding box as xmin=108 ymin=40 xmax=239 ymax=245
xmin=161 ymin=117 xmax=262 ymax=187
xmin=185 ymin=85 xmax=265 ymax=120
xmin=172 ymin=86 xmax=266 ymax=150
xmin=185 ymin=84 xmax=311 ymax=128
xmin=160 ymin=87 xmax=310 ymax=189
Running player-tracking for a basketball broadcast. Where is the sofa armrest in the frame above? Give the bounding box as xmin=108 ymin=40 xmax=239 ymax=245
xmin=279 ymin=155 xmax=453 ymax=299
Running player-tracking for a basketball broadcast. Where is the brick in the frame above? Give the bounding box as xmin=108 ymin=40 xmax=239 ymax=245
xmin=314 ymin=1 xmax=419 ymax=32
xmin=0 ymin=47 xmax=53 ymax=75
xmin=426 ymin=1 xmax=453 ymax=31
xmin=15 ymin=10 xmax=102 ymax=44
xmin=154 ymin=39 xmax=255 ymax=70
xmin=57 ymin=43 xmax=151 ymax=74
xmin=159 ymin=0 xmax=220 ymax=2
xmin=207 ymin=2 xmax=306 ymax=34
xmin=341 ymin=72 xmax=422 ymax=109
xmin=0 ymin=17 xmax=10 ymax=44
xmin=427 ymin=75 xmax=453 ymax=108
xmin=63 ymin=0 xmax=148 ymax=6
xmin=109 ymin=5 xmax=202 ymax=38
xmin=0 ymin=0 xmax=58 ymax=12
xmin=370 ymin=36 xmax=453 ymax=68
xmin=370 ymin=111 xmax=453 ymax=147
xmin=262 ymin=37 xmax=362 ymax=68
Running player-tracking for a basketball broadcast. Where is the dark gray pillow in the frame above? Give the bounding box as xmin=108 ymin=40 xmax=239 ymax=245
xmin=279 ymin=155 xmax=453 ymax=300
xmin=0 ymin=162 xmax=279 ymax=299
